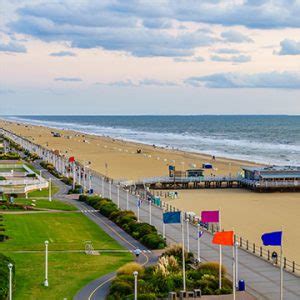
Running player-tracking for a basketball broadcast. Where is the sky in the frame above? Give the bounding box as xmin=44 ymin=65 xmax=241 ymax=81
xmin=1 ymin=0 xmax=300 ymax=115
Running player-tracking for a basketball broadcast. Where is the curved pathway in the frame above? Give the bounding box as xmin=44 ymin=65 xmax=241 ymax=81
xmin=32 ymin=161 xmax=159 ymax=300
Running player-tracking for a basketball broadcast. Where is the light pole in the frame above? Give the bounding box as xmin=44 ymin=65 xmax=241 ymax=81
xmin=126 ymin=190 xmax=129 ymax=210
xmin=117 ymin=185 xmax=120 ymax=208
xmin=133 ymin=271 xmax=138 ymax=300
xmin=44 ymin=240 xmax=49 ymax=287
xmin=101 ymin=177 xmax=104 ymax=197
xmin=186 ymin=219 xmax=190 ymax=253
xmin=149 ymin=199 xmax=152 ymax=225
xmin=109 ymin=180 xmax=112 ymax=199
xmin=8 ymin=263 xmax=13 ymax=300
xmin=48 ymin=178 xmax=52 ymax=202
xmin=235 ymin=241 xmax=239 ymax=288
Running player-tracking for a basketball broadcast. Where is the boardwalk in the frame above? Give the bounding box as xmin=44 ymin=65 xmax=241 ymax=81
xmin=93 ymin=175 xmax=300 ymax=300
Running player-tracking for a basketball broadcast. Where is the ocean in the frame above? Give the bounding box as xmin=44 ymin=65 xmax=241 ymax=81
xmin=3 ymin=115 xmax=300 ymax=166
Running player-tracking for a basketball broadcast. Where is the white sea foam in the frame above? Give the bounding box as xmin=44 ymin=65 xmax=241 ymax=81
xmin=3 ymin=116 xmax=300 ymax=166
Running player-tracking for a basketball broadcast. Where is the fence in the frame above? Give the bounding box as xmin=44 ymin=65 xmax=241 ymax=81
xmin=138 ymin=187 xmax=300 ymax=276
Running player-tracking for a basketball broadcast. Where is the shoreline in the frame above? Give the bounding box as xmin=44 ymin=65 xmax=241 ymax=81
xmin=0 ymin=117 xmax=262 ymax=169
xmin=1 ymin=119 xmax=300 ymax=263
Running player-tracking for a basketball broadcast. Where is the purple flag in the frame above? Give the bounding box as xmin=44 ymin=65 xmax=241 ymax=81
xmin=201 ymin=210 xmax=219 ymax=223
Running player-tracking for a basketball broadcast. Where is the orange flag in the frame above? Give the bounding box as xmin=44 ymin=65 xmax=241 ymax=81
xmin=212 ymin=231 xmax=234 ymax=246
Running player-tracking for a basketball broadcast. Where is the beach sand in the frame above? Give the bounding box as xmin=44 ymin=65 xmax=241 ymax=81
xmin=1 ymin=119 xmax=299 ymax=263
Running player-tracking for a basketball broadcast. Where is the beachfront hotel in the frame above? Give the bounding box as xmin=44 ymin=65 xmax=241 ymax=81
xmin=240 ymin=166 xmax=300 ymax=191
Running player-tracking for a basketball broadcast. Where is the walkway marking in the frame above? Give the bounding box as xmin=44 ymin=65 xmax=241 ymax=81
xmin=86 ymin=208 xmax=150 ymax=300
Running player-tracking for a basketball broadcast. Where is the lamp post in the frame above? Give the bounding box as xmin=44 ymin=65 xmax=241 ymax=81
xmin=44 ymin=240 xmax=49 ymax=287
xmin=133 ymin=271 xmax=138 ymax=300
xmin=149 ymin=199 xmax=152 ymax=225
xmin=8 ymin=263 xmax=13 ymax=300
xmin=48 ymin=178 xmax=52 ymax=202
xmin=117 ymin=185 xmax=120 ymax=208
xmin=126 ymin=190 xmax=129 ymax=210
xmin=186 ymin=219 xmax=190 ymax=253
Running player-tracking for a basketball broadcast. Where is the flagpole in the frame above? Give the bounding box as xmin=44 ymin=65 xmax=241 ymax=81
xmin=233 ymin=233 xmax=236 ymax=300
xmin=137 ymin=199 xmax=140 ymax=222
xmin=181 ymin=214 xmax=186 ymax=291
xmin=186 ymin=218 xmax=190 ymax=253
xmin=197 ymin=223 xmax=201 ymax=262
xmin=280 ymin=229 xmax=283 ymax=300
xmin=72 ymin=162 xmax=76 ymax=190
xmin=219 ymin=208 xmax=222 ymax=290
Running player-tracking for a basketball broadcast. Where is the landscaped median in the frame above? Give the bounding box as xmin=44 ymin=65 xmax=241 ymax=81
xmin=78 ymin=194 xmax=167 ymax=250
xmin=108 ymin=245 xmax=233 ymax=299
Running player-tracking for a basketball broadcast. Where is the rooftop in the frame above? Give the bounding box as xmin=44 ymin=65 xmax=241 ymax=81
xmin=242 ymin=165 xmax=300 ymax=172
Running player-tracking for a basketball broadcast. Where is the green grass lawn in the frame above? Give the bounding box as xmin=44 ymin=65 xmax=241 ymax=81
xmin=0 ymin=213 xmax=132 ymax=299
xmin=28 ymin=185 xmax=59 ymax=198
xmin=13 ymin=198 xmax=77 ymax=211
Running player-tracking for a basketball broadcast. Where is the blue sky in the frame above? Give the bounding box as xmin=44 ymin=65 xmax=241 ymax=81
xmin=1 ymin=0 xmax=300 ymax=115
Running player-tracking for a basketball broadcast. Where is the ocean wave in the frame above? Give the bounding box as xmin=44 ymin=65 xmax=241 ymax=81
xmin=3 ymin=116 xmax=300 ymax=166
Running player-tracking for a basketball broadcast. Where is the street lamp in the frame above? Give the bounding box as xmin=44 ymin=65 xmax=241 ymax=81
xmin=133 ymin=271 xmax=138 ymax=300
xmin=8 ymin=263 xmax=13 ymax=300
xmin=48 ymin=178 xmax=52 ymax=202
xmin=44 ymin=240 xmax=49 ymax=287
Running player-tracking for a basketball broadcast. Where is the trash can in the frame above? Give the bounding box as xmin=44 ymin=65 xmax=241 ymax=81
xmin=89 ymin=188 xmax=94 ymax=194
xmin=238 ymin=280 xmax=245 ymax=291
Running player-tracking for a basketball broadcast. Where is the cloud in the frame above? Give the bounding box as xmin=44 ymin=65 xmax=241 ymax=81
xmin=49 ymin=50 xmax=76 ymax=57
xmin=0 ymin=40 xmax=26 ymax=53
xmin=9 ymin=2 xmax=217 ymax=58
xmin=210 ymin=54 xmax=251 ymax=63
xmin=214 ymin=48 xmax=241 ymax=54
xmin=96 ymin=78 xmax=178 ymax=87
xmin=221 ymin=30 xmax=253 ymax=43
xmin=185 ymin=71 xmax=300 ymax=89
xmin=54 ymin=77 xmax=82 ymax=82
xmin=174 ymin=56 xmax=205 ymax=62
xmin=278 ymin=39 xmax=300 ymax=55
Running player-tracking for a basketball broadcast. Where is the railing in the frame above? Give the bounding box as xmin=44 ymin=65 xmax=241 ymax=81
xmin=138 ymin=187 xmax=300 ymax=276
xmin=121 ymin=175 xmax=240 ymax=186
xmin=2 ymin=127 xmax=300 ymax=275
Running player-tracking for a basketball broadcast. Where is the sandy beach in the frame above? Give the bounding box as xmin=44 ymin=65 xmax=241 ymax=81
xmin=1 ymin=119 xmax=299 ymax=263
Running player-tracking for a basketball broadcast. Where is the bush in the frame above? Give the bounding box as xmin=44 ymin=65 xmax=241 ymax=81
xmin=0 ymin=152 xmax=20 ymax=160
xmin=0 ymin=253 xmax=15 ymax=300
xmin=26 ymin=173 xmax=36 ymax=178
xmin=117 ymin=262 xmax=144 ymax=276
xmin=197 ymin=262 xmax=227 ymax=277
xmin=0 ymin=177 xmax=5 ymax=181
xmin=61 ymin=177 xmax=73 ymax=186
xmin=140 ymin=233 xmax=165 ymax=249
xmin=79 ymin=195 xmax=166 ymax=250
xmin=161 ymin=244 xmax=194 ymax=265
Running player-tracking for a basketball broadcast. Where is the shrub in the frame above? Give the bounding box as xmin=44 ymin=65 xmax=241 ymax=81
xmin=197 ymin=262 xmax=227 ymax=277
xmin=61 ymin=177 xmax=73 ymax=186
xmin=161 ymin=244 xmax=194 ymax=265
xmin=0 ymin=177 xmax=5 ymax=181
xmin=140 ymin=233 xmax=166 ymax=249
xmin=110 ymin=279 xmax=133 ymax=297
xmin=0 ymin=152 xmax=20 ymax=160
xmin=117 ymin=262 xmax=144 ymax=276
xmin=26 ymin=173 xmax=36 ymax=178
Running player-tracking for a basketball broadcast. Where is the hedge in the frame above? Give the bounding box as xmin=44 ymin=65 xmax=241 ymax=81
xmin=78 ymin=194 xmax=166 ymax=250
xmin=0 ymin=152 xmax=20 ymax=160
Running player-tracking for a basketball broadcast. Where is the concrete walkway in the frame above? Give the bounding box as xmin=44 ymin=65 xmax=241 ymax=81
xmin=35 ymin=161 xmax=300 ymax=300
xmin=90 ymin=175 xmax=300 ymax=300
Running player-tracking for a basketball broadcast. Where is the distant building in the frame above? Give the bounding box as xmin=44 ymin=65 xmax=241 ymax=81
xmin=241 ymin=166 xmax=300 ymax=191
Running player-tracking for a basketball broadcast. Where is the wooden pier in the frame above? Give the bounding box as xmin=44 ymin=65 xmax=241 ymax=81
xmin=122 ymin=176 xmax=242 ymax=190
